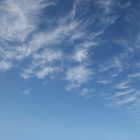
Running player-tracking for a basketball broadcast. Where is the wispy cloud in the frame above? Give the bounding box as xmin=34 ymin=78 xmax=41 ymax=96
xmin=0 ymin=0 xmax=100 ymax=89
xmin=114 ymin=88 xmax=135 ymax=97
xmin=21 ymin=48 xmax=63 ymax=79
xmin=114 ymin=80 xmax=130 ymax=90
xmin=79 ymin=88 xmax=95 ymax=98
xmin=0 ymin=0 xmax=52 ymax=42
xmin=1 ymin=0 xmax=140 ymax=118
xmin=65 ymin=65 xmax=93 ymax=90
xmin=97 ymin=79 xmax=112 ymax=84
xmin=0 ymin=60 xmax=13 ymax=72
xmin=129 ymin=72 xmax=140 ymax=78
xmin=116 ymin=95 xmax=137 ymax=106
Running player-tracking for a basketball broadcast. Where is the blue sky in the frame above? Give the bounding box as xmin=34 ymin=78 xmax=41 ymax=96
xmin=0 ymin=0 xmax=140 ymax=139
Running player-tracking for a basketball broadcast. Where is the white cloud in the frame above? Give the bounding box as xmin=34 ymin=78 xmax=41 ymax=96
xmin=105 ymin=87 xmax=140 ymax=118
xmin=0 ymin=0 xmax=50 ymax=42
xmin=0 ymin=60 xmax=13 ymax=72
xmin=97 ymin=79 xmax=112 ymax=84
xmin=116 ymin=95 xmax=137 ymax=106
xmin=65 ymin=65 xmax=93 ymax=90
xmin=22 ymin=66 xmax=61 ymax=79
xmin=73 ymin=47 xmax=89 ymax=62
xmin=21 ymin=48 xmax=63 ymax=79
xmin=129 ymin=72 xmax=140 ymax=78
xmin=1 ymin=0 xmax=140 ymax=119
xmin=79 ymin=88 xmax=94 ymax=97
xmin=114 ymin=88 xmax=135 ymax=97
xmin=35 ymin=67 xmax=60 ymax=79
xmin=114 ymin=81 xmax=130 ymax=90
xmin=32 ymin=49 xmax=62 ymax=65
xmin=0 ymin=0 xmax=140 ymax=122
xmin=98 ymin=0 xmax=115 ymax=14
xmin=0 ymin=0 xmax=103 ymax=74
